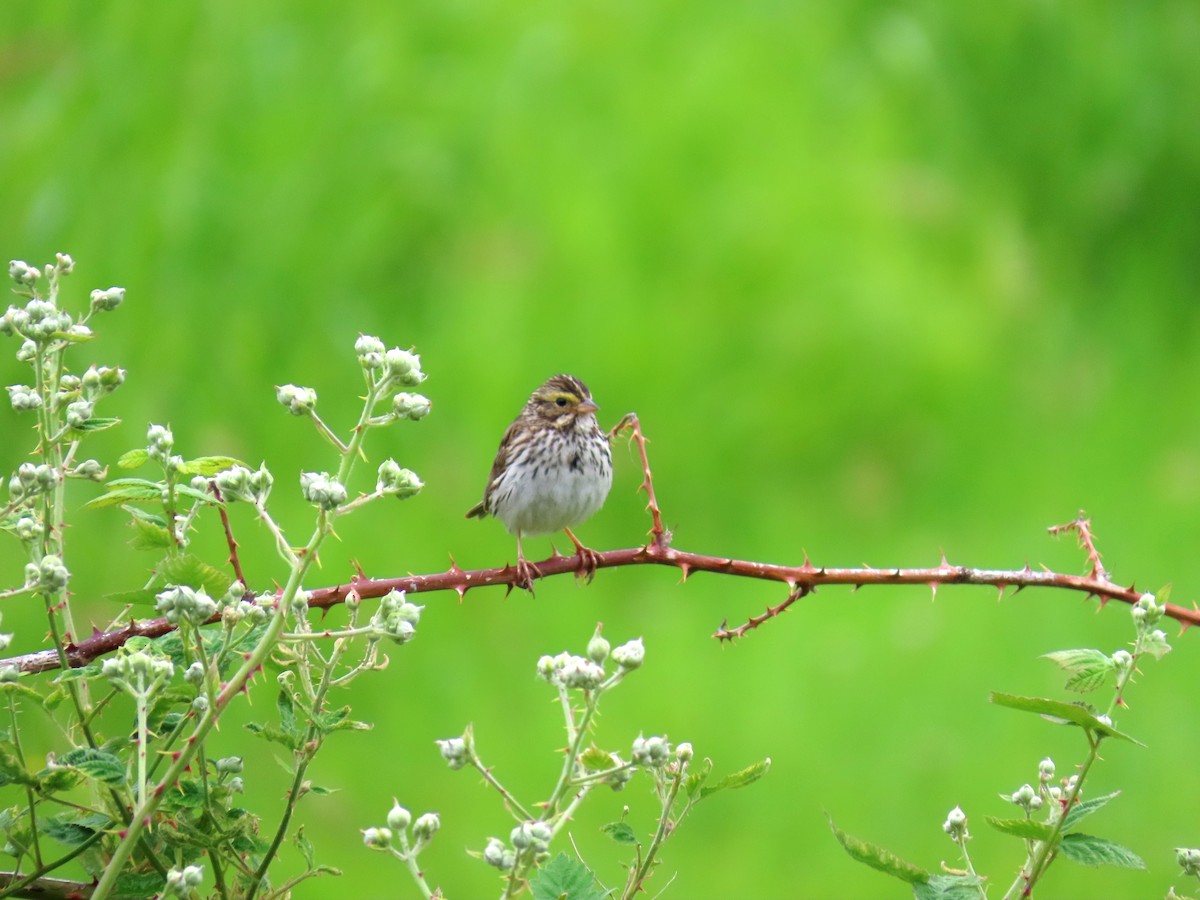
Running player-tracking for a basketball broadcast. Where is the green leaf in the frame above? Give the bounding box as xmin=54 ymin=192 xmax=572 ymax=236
xmin=580 ymin=745 xmax=615 ymax=771
xmin=0 ymin=741 xmax=36 ymax=788
xmin=111 ymin=871 xmax=166 ymax=899
xmin=699 ymin=756 xmax=771 ymax=800
xmin=685 ymin=756 xmax=713 ymax=800
xmin=529 ymin=852 xmax=606 ymax=900
xmin=129 ymin=516 xmax=172 ymax=550
xmin=173 ymin=483 xmax=219 ymax=505
xmin=985 ymin=816 xmax=1056 ymax=841
xmin=1043 ymin=649 xmax=1114 ymax=693
xmin=54 ymin=662 xmax=103 ymax=681
xmin=105 ymin=587 xmax=161 ymax=607
xmin=600 ymin=821 xmax=638 ymax=844
xmin=160 ymin=777 xmax=206 ymax=810
xmin=913 ymin=874 xmax=989 ymax=900
xmin=40 ymin=813 xmax=110 ymax=845
xmin=295 ymin=825 xmax=316 ymax=868
xmin=117 ymin=449 xmax=150 ymax=470
xmin=157 ymin=553 xmax=233 ymax=600
xmin=58 ymin=748 xmax=127 ymax=786
xmin=828 ymin=814 xmax=928 ymax=885
xmin=1058 ymin=833 xmax=1146 ymax=869
xmin=176 ymin=455 xmax=246 ymax=477
xmin=85 ymin=480 xmax=163 ymax=508
xmin=277 ymin=689 xmax=298 ymax=735
xmin=72 ymin=416 xmax=120 ymax=433
xmin=1062 ymin=791 xmax=1121 ymax=831
xmin=123 ymin=505 xmax=167 ymax=527
xmin=989 ymin=693 xmax=1145 ymax=746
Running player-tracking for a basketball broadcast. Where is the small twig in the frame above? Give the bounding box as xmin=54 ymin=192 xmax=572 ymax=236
xmin=210 ymin=481 xmax=247 ymax=587
xmin=610 ymin=413 xmax=667 ymax=548
xmin=713 ymin=586 xmax=811 ymax=641
xmin=1049 ymin=511 xmax=1108 ymax=582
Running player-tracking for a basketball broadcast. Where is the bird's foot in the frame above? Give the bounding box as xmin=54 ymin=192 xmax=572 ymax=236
xmin=564 ymin=528 xmax=602 ymax=583
xmin=514 ymin=556 xmax=542 ymax=593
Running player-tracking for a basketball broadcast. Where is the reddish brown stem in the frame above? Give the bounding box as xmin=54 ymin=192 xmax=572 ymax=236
xmin=5 ymin=543 xmax=1195 ymax=675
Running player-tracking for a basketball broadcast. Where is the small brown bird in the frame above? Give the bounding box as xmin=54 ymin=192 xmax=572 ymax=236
xmin=466 ymin=374 xmax=613 ymax=588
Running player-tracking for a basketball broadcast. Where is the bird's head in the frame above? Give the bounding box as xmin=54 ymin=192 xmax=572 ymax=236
xmin=526 ymin=374 xmax=599 ymax=427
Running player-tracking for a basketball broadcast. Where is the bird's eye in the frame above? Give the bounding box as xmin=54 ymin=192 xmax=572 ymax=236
xmin=555 ymin=397 xmax=569 ymax=407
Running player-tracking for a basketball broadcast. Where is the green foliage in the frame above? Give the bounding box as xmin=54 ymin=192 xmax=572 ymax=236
xmin=529 ymin=854 xmax=606 ymax=900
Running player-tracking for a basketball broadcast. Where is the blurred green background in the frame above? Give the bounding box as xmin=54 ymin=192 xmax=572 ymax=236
xmin=3 ymin=1 xmax=1200 ymax=897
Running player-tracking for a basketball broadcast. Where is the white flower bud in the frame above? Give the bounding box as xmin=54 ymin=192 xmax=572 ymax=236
xmin=392 ymin=392 xmax=431 ymax=421
xmin=387 ymin=801 xmax=412 ymax=831
xmin=611 ymin=637 xmax=645 ymax=670
xmin=362 ymin=827 xmax=393 ymax=849
xmin=276 ymin=384 xmax=317 ymax=416
xmin=412 ymin=812 xmax=440 ymax=842
xmin=385 ymin=348 xmax=425 ymax=385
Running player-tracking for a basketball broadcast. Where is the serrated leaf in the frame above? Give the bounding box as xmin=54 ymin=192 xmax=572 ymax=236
xmin=40 ymin=813 xmax=107 ymax=846
xmin=580 ymin=745 xmax=615 ymax=771
xmin=699 ymin=756 xmax=771 ymax=800
xmin=989 ymin=693 xmax=1145 ymax=746
xmin=913 ymin=873 xmax=988 ymax=900
xmin=245 ymin=721 xmax=298 ymax=749
xmin=112 ymin=870 xmax=166 ymax=899
xmin=985 ymin=816 xmax=1056 ymax=841
xmin=685 ymin=756 xmax=713 ymax=800
xmin=600 ymin=821 xmax=638 ymax=844
xmin=174 ymin=483 xmax=218 ymax=505
xmin=117 ymin=449 xmax=150 ymax=470
xmin=277 ymin=689 xmax=298 ymax=735
xmin=529 ymin=852 xmax=605 ymax=900
xmin=105 ymin=587 xmax=161 ymax=607
xmin=1062 ymin=791 xmax=1121 ymax=831
xmin=176 ymin=456 xmax=246 ymax=477
xmin=123 ymin=505 xmax=167 ymax=527
xmin=161 ymin=778 xmax=206 ymax=810
xmin=828 ymin=814 xmax=928 ymax=885
xmin=52 ymin=662 xmax=102 ymax=681
xmin=1058 ymin=833 xmax=1146 ymax=869
xmin=157 ymin=553 xmax=232 ymax=600
xmin=129 ymin=516 xmax=172 ymax=550
xmin=1043 ymin=649 xmax=1114 ymax=693
xmin=58 ymin=748 xmax=127 ymax=785
xmin=72 ymin=416 xmax=120 ymax=433
xmin=0 ymin=742 xmax=36 ymax=788
xmin=85 ymin=481 xmax=163 ymax=508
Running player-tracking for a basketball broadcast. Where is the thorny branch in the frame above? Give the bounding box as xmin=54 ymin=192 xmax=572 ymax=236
xmin=3 ymin=416 xmax=1195 ymax=677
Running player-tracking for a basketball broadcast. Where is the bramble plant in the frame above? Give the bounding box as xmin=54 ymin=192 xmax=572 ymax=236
xmin=365 ymin=625 xmax=769 ymax=899
xmin=0 ymin=254 xmax=1196 ymax=899
xmin=828 ymin=588 xmax=1187 ymax=899
xmin=0 ymin=254 xmax=766 ymax=900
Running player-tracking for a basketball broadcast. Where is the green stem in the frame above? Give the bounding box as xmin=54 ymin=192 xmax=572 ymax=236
xmin=8 ymin=695 xmax=43 ymax=868
xmin=623 ymin=768 xmax=683 ymax=898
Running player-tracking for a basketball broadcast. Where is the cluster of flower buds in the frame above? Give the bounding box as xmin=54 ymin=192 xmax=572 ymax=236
xmin=155 ymin=585 xmax=218 ymax=626
xmin=146 ymin=424 xmax=175 ymax=464
xmin=1132 ymin=593 xmax=1172 ymax=659
xmin=436 ymin=736 xmax=469 ymax=770
xmin=376 ymin=459 xmax=423 ymax=500
xmin=101 ymin=648 xmax=175 ymax=687
xmin=536 ymin=651 xmax=606 ymax=690
xmin=368 ymin=589 xmax=423 ymax=645
xmin=482 ymin=836 xmax=517 ymax=871
xmin=163 ymin=865 xmax=203 ymax=897
xmin=942 ymin=805 xmax=969 ymax=842
xmin=0 ymin=297 xmax=75 ymax=343
xmin=276 ymin=383 xmax=317 ymax=416
xmin=1008 ymin=782 xmax=1043 ymax=814
xmin=300 ymin=471 xmax=347 ymax=510
xmin=510 ymin=820 xmax=553 ymax=861
xmin=214 ymin=464 xmax=274 ymax=504
xmin=25 ymin=554 xmax=69 ymax=594
xmin=9 ymin=463 xmax=57 ymax=502
xmin=631 ymin=734 xmax=673 ymax=768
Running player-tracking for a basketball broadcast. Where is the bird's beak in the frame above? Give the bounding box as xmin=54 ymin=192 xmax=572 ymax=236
xmin=577 ymin=400 xmax=599 ymax=415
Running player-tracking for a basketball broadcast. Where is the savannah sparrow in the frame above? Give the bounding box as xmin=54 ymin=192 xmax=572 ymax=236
xmin=466 ymin=374 xmax=613 ymax=588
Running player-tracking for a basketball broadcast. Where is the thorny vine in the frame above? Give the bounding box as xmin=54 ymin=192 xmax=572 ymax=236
xmin=2 ymin=413 xmax=1194 ymax=678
